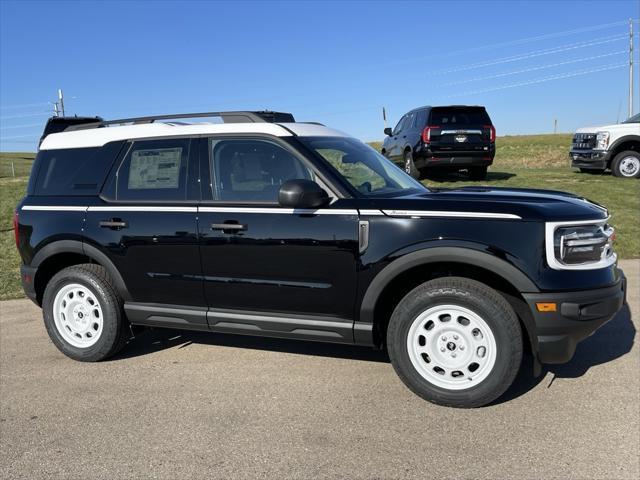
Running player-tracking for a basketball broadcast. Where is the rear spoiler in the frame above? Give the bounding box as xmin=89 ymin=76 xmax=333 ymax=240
xmin=39 ymin=116 xmax=103 ymax=146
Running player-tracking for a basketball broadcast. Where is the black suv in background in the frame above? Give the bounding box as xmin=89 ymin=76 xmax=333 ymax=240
xmin=382 ymin=105 xmax=496 ymax=180
xmin=16 ymin=111 xmax=625 ymax=408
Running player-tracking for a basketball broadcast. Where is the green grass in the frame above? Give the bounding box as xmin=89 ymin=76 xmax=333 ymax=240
xmin=0 ymin=137 xmax=638 ymax=300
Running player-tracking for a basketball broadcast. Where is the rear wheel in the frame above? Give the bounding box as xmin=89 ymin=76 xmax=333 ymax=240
xmin=43 ymin=264 xmax=129 ymax=361
xmin=403 ymin=150 xmax=421 ymax=180
xmin=611 ymin=150 xmax=640 ymax=178
xmin=387 ymin=277 xmax=523 ymax=408
xmin=469 ymin=166 xmax=488 ymax=180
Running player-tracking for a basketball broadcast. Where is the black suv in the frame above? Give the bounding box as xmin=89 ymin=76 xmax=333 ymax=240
xmin=382 ymin=105 xmax=496 ymax=180
xmin=15 ymin=111 xmax=625 ymax=408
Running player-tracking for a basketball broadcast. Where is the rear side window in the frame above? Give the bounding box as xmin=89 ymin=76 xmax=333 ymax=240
xmin=429 ymin=108 xmax=491 ymax=126
xmin=32 ymin=142 xmax=123 ymax=196
xmin=416 ymin=109 xmax=428 ymax=127
xmin=105 ymin=138 xmax=192 ymax=201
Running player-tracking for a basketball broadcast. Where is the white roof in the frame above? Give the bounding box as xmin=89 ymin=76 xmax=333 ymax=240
xmin=39 ymin=121 xmax=350 ymax=150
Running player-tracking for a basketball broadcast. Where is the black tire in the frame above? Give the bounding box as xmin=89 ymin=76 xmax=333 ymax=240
xmin=469 ymin=166 xmax=488 ymax=180
xmin=42 ymin=264 xmax=130 ymax=362
xmin=611 ymin=150 xmax=640 ymax=178
xmin=579 ymin=168 xmax=605 ymax=174
xmin=387 ymin=277 xmax=523 ymax=408
xmin=403 ymin=150 xmax=421 ymax=180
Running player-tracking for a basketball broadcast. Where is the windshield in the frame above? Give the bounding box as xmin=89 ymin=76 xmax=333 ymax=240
xmin=299 ymin=136 xmax=428 ymax=196
xmin=623 ymin=113 xmax=640 ymax=123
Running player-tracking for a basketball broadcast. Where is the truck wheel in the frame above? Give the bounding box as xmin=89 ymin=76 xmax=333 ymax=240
xmin=387 ymin=277 xmax=523 ymax=408
xmin=42 ymin=264 xmax=130 ymax=362
xmin=403 ymin=150 xmax=421 ymax=180
xmin=469 ymin=166 xmax=488 ymax=180
xmin=611 ymin=150 xmax=640 ymax=178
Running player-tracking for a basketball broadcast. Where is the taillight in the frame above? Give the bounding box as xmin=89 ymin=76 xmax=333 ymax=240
xmin=484 ymin=125 xmax=496 ymax=142
xmin=13 ymin=211 xmax=19 ymax=248
xmin=422 ymin=125 xmax=439 ymax=143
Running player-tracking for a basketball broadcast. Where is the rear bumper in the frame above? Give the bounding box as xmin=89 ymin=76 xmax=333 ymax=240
xmin=570 ymin=149 xmax=611 ymax=169
xmin=523 ymin=272 xmax=626 ymax=364
xmin=20 ymin=265 xmax=39 ymax=305
xmin=415 ymin=154 xmax=494 ymax=169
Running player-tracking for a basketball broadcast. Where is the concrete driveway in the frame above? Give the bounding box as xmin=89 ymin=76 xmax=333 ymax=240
xmin=1 ymin=260 xmax=638 ymax=479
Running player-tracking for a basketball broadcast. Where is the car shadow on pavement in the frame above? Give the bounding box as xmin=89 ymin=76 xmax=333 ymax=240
xmin=112 ymin=304 xmax=635 ymax=404
xmin=113 ymin=328 xmax=390 ymax=363
xmin=493 ymin=304 xmax=635 ymax=405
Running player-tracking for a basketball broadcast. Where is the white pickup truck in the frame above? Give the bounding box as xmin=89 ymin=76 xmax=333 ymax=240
xmin=570 ymin=113 xmax=640 ymax=178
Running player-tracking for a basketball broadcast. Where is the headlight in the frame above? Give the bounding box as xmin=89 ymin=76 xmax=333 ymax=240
xmin=595 ymin=131 xmax=610 ymax=150
xmin=545 ymin=218 xmax=616 ymax=270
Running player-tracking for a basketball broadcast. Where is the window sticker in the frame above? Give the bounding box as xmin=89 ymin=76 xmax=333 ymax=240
xmin=128 ymin=147 xmax=182 ymax=189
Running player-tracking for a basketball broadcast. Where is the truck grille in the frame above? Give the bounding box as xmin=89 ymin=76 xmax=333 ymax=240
xmin=572 ymin=133 xmax=596 ymax=149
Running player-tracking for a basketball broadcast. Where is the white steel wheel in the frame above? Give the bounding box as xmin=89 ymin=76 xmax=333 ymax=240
xmin=618 ymin=156 xmax=640 ymax=177
xmin=52 ymin=283 xmax=104 ymax=348
xmin=406 ymin=304 xmax=497 ymax=390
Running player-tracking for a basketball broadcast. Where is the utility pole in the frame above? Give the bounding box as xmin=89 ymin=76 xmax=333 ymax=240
xmin=53 ymin=102 xmax=59 ymax=117
xmin=629 ymin=18 xmax=634 ymax=118
xmin=382 ymin=107 xmax=388 ymax=129
xmin=58 ymin=89 xmax=65 ymax=117
xmin=553 ymin=118 xmax=557 ymax=134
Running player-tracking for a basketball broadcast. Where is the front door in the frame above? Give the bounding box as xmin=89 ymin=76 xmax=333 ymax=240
xmin=197 ymin=136 xmax=359 ymax=342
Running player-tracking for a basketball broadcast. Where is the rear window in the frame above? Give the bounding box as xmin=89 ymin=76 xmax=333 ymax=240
xmin=429 ymin=108 xmax=491 ymax=126
xmin=32 ymin=142 xmax=123 ymax=196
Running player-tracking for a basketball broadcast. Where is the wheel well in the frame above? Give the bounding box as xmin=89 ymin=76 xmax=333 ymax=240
xmin=34 ymin=253 xmax=94 ymax=304
xmin=609 ymin=140 xmax=640 ymax=165
xmin=371 ymin=262 xmax=534 ymax=355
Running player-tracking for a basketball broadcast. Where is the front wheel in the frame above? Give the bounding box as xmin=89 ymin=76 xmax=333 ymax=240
xmin=387 ymin=277 xmax=523 ymax=408
xmin=611 ymin=150 xmax=640 ymax=178
xmin=42 ymin=264 xmax=130 ymax=362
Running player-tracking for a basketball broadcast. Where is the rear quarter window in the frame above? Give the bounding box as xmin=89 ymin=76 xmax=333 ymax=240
xmin=32 ymin=141 xmax=124 ymax=196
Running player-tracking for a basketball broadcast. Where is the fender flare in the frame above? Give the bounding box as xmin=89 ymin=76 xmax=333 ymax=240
xmin=32 ymin=240 xmax=131 ymax=301
xmin=359 ymin=246 xmax=539 ymax=326
xmin=608 ymin=135 xmax=640 ymax=157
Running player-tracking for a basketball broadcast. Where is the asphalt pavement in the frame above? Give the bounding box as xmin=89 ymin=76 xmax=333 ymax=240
xmin=1 ymin=260 xmax=638 ymax=479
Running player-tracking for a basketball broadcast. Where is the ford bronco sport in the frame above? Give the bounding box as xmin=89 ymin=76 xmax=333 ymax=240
xmin=15 ymin=111 xmax=626 ymax=408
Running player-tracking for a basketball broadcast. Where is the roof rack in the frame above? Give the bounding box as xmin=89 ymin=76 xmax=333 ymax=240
xmin=61 ymin=110 xmax=296 ymax=133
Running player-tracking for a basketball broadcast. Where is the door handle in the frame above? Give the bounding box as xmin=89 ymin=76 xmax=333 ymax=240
xmin=211 ymin=223 xmax=247 ymax=233
xmin=99 ymin=219 xmax=128 ymax=229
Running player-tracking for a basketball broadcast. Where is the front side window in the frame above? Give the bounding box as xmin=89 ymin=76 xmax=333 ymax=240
xmin=392 ymin=115 xmax=406 ymax=135
xmin=299 ymin=137 xmax=428 ymax=197
xmin=210 ymin=138 xmax=313 ymax=202
xmin=109 ymin=138 xmax=191 ymax=201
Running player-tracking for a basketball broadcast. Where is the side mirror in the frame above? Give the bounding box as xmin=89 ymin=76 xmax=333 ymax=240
xmin=384 ymin=127 xmax=393 ymax=136
xmin=278 ymin=179 xmax=330 ymax=209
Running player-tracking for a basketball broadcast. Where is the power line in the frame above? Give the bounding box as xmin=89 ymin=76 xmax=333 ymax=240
xmin=441 ymin=51 xmax=627 ymax=87
xmin=0 ymin=112 xmax=50 ymax=120
xmin=0 ymin=101 xmax=50 ymax=110
xmin=429 ymin=34 xmax=627 ymax=76
xmin=0 ymin=133 xmax=40 ymax=140
xmin=444 ymin=63 xmax=626 ymax=99
xmin=0 ymin=122 xmax=43 ymax=130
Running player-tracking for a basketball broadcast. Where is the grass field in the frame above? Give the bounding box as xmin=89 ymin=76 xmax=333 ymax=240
xmin=0 ymin=136 xmax=638 ymax=299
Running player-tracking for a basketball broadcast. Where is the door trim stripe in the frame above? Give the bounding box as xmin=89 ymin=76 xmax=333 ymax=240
xmin=382 ymin=210 xmax=522 ymax=220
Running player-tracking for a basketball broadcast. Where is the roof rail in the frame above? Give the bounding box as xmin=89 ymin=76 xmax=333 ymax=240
xmin=62 ymin=110 xmax=296 ymax=132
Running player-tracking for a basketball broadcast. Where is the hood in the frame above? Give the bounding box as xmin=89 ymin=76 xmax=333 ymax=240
xmin=362 ymin=186 xmax=608 ymax=222
xmin=575 ymin=123 xmax=639 ymax=134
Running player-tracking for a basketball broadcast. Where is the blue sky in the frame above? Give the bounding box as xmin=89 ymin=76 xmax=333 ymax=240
xmin=1 ymin=0 xmax=638 ymax=151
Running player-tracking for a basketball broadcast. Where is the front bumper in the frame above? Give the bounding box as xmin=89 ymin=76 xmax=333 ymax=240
xmin=523 ymin=272 xmax=626 ymax=364
xmin=570 ymin=149 xmax=611 ymax=169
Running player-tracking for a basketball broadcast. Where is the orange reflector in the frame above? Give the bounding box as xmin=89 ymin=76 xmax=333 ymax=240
xmin=536 ymin=302 xmax=557 ymax=312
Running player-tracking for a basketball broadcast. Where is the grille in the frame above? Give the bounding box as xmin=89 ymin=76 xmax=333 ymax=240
xmin=572 ymin=133 xmax=596 ymax=149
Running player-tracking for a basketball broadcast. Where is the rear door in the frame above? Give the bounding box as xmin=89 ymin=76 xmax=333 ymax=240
xmin=84 ymin=137 xmax=204 ymax=309
xmin=427 ymin=107 xmax=493 ymax=157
